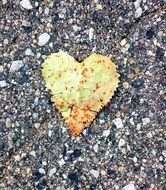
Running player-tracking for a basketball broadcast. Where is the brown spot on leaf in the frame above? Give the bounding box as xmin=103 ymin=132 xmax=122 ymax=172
xmin=95 ymin=83 xmax=100 ymax=90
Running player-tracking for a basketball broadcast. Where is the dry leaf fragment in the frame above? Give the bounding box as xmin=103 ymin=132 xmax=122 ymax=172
xmin=42 ymin=51 xmax=120 ymax=136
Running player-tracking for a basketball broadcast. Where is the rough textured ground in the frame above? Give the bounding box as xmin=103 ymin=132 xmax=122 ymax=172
xmin=0 ymin=0 xmax=166 ymax=190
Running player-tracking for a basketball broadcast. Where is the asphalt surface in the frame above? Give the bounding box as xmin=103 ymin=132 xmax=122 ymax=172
xmin=0 ymin=0 xmax=166 ymax=189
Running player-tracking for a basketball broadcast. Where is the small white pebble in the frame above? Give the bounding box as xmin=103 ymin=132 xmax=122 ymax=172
xmin=25 ymin=48 xmax=34 ymax=56
xmin=20 ymin=0 xmax=33 ymax=10
xmin=21 ymin=153 xmax=26 ymax=158
xmin=121 ymin=44 xmax=130 ymax=53
xmin=34 ymin=123 xmax=40 ymax=129
xmin=93 ymin=144 xmax=98 ymax=153
xmin=120 ymin=39 xmax=127 ymax=47
xmin=140 ymin=98 xmax=144 ymax=104
xmin=89 ymin=28 xmax=94 ymax=41
xmin=62 ymin=174 xmax=67 ymax=179
xmin=142 ymin=118 xmax=150 ymax=125
xmin=48 ymin=130 xmax=53 ymax=137
xmin=141 ymin=166 xmax=144 ymax=170
xmin=38 ymin=7 xmax=42 ymax=14
xmin=72 ymin=25 xmax=78 ymax=31
xmin=142 ymin=159 xmax=146 ymax=163
xmin=156 ymin=17 xmax=161 ymax=22
xmin=59 ymin=13 xmax=64 ymax=19
xmin=134 ymin=0 xmax=141 ymax=9
xmin=99 ymin=119 xmax=105 ymax=124
xmin=42 ymin=161 xmax=47 ymax=166
xmin=159 ymin=156 xmax=163 ymax=161
xmin=158 ymin=31 xmax=163 ymax=38
xmin=90 ymin=169 xmax=99 ymax=179
xmin=145 ymin=71 xmax=151 ymax=76
xmin=135 ymin=7 xmax=142 ymax=18
xmin=102 ymin=129 xmax=110 ymax=137
xmin=0 ymin=81 xmax=7 ymax=88
xmin=136 ymin=123 xmax=141 ymax=130
xmin=29 ymin=150 xmax=36 ymax=157
xmin=3 ymin=38 xmax=8 ymax=45
xmin=122 ymin=183 xmax=136 ymax=190
xmin=78 ymin=157 xmax=84 ymax=162
xmin=147 ymin=131 xmax=153 ymax=138
xmin=44 ymin=7 xmax=49 ymax=15
xmin=35 ymin=2 xmax=39 ymax=7
xmin=132 ymin=156 xmax=137 ymax=163
xmin=152 ymin=149 xmax=156 ymax=155
xmin=118 ymin=139 xmax=126 ymax=147
xmin=162 ymin=150 xmax=166 ymax=157
xmin=0 ymin=66 xmax=4 ymax=73
xmin=35 ymin=89 xmax=40 ymax=96
xmin=153 ymin=38 xmax=157 ymax=46
xmin=38 ymin=168 xmax=45 ymax=175
xmin=36 ymin=52 xmax=41 ymax=58
xmin=2 ymin=0 xmax=7 ymax=5
xmin=10 ymin=60 xmax=24 ymax=72
xmin=38 ymin=33 xmax=50 ymax=46
xmin=129 ymin=118 xmax=135 ymax=125
xmin=144 ymin=5 xmax=148 ymax=10
xmin=58 ymin=158 xmax=65 ymax=167
xmin=147 ymin=50 xmax=154 ymax=56
xmin=113 ymin=118 xmax=124 ymax=129
xmin=49 ymin=167 xmax=56 ymax=177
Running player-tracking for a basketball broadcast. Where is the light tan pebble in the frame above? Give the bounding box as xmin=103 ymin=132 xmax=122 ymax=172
xmin=22 ymin=167 xmax=31 ymax=176
xmin=33 ymin=39 xmax=37 ymax=43
xmin=34 ymin=123 xmax=40 ymax=129
xmin=14 ymin=154 xmax=21 ymax=161
xmin=115 ymin=111 xmax=121 ymax=118
xmin=149 ymin=183 xmax=155 ymax=190
xmin=118 ymin=166 xmax=125 ymax=172
xmin=101 ymin=170 xmax=106 ymax=175
xmin=22 ymin=20 xmax=30 ymax=26
xmin=142 ymin=118 xmax=150 ymax=125
xmin=123 ymin=82 xmax=129 ymax=89
xmin=95 ymin=4 xmax=102 ymax=11
xmin=127 ymin=73 xmax=134 ymax=79
xmin=134 ymin=68 xmax=140 ymax=75
xmin=47 ymin=22 xmax=53 ymax=28
xmin=128 ymin=57 xmax=135 ymax=64
xmin=147 ymin=131 xmax=153 ymax=138
xmin=5 ymin=118 xmax=12 ymax=128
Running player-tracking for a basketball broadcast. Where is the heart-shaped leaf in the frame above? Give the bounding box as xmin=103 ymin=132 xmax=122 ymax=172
xmin=42 ymin=51 xmax=120 ymax=135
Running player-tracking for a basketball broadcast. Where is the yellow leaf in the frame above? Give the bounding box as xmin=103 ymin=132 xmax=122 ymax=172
xmin=42 ymin=51 xmax=120 ymax=136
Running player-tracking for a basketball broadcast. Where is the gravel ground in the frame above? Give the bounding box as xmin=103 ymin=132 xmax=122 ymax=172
xmin=0 ymin=0 xmax=166 ymax=190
